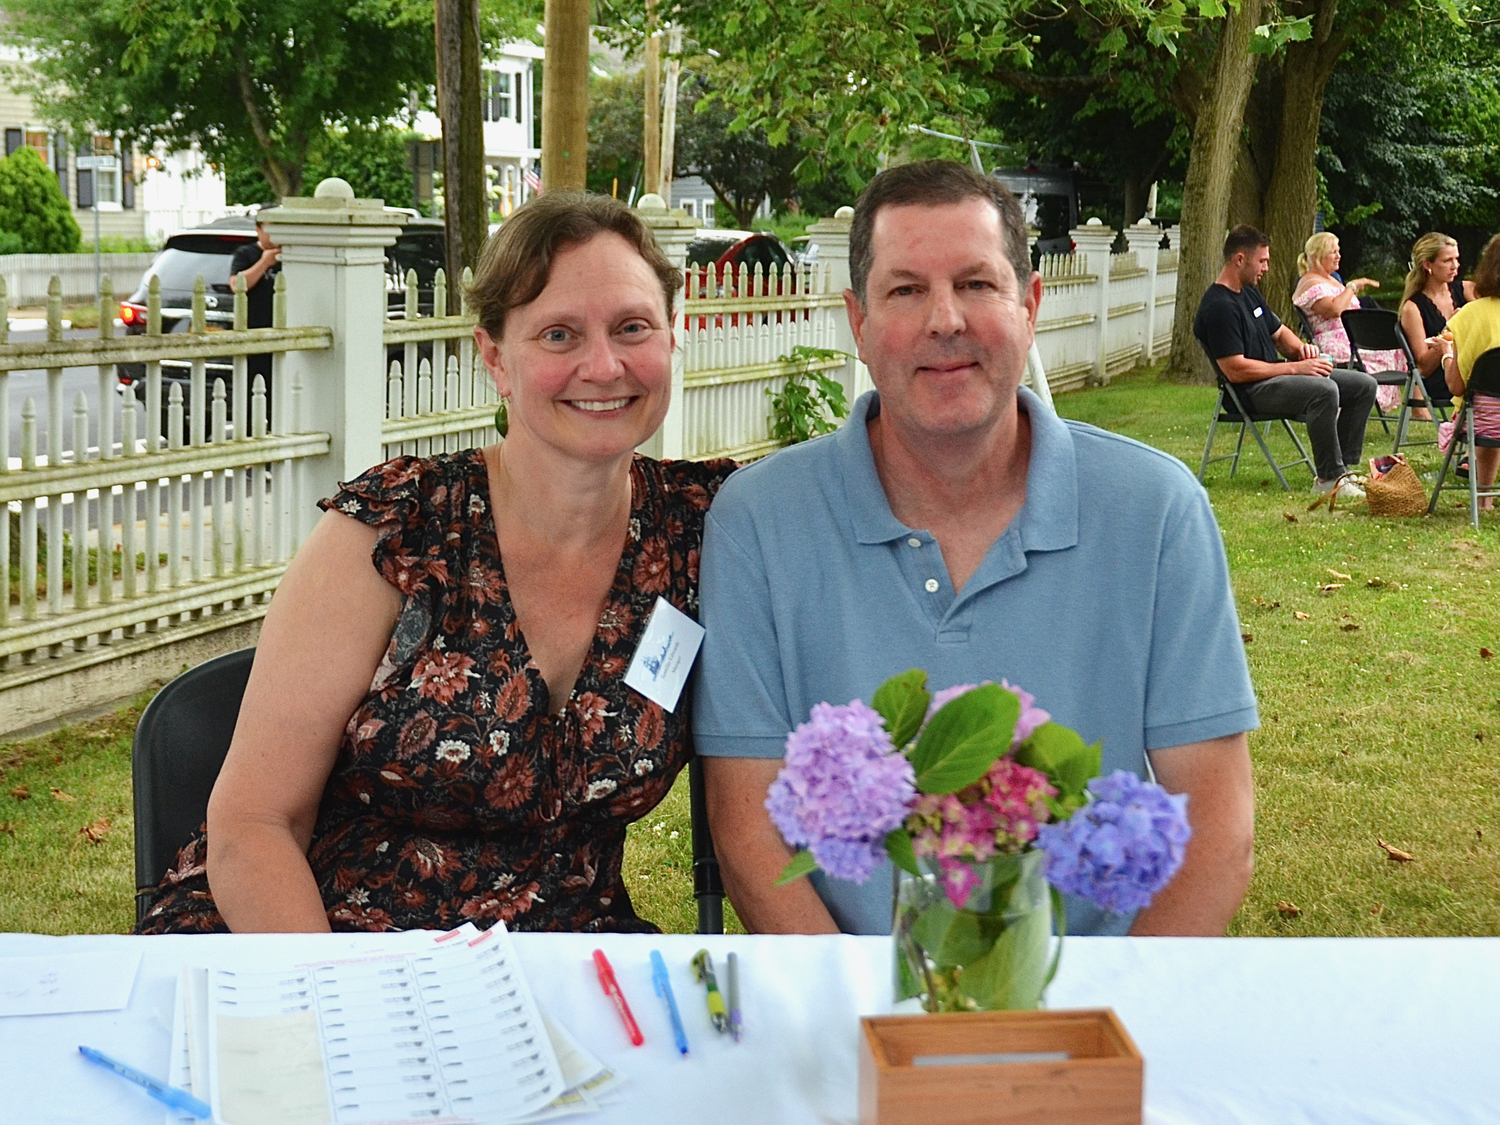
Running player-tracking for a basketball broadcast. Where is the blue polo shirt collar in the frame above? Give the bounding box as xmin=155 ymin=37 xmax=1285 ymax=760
xmin=836 ymin=387 xmax=1079 ymax=555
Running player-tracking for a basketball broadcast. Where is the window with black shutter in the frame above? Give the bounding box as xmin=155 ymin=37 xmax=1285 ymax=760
xmin=4 ymin=129 xmax=21 ymax=157
xmin=53 ymin=135 xmax=68 ymax=198
xmin=122 ymin=144 xmax=135 ymax=208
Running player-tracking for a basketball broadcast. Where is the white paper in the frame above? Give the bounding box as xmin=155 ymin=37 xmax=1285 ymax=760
xmin=0 ymin=950 xmax=142 ymax=1016
xmin=623 ymin=597 xmax=705 ymax=713
xmin=203 ymin=924 xmax=566 ymax=1125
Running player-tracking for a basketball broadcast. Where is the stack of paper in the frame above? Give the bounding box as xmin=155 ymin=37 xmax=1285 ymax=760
xmin=168 ymin=924 xmax=623 ymax=1125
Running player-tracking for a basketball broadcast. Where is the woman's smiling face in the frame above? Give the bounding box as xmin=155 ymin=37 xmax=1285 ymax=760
xmin=477 ymin=232 xmax=674 ymax=463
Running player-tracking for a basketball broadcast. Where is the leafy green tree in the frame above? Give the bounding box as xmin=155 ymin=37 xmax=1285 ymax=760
xmin=228 ymin=125 xmax=424 ymax=209
xmin=6 ymin=0 xmax=435 ymax=200
xmin=587 ymin=70 xmax=646 ymax=199
xmin=0 ymin=146 xmax=81 ymax=253
xmin=674 ymin=73 xmax=802 ymax=228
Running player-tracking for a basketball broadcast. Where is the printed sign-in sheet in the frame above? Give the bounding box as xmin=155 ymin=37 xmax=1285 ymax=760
xmin=206 ymin=926 xmax=564 ymax=1125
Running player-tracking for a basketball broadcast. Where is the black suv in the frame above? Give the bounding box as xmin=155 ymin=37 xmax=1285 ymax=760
xmin=118 ymin=214 xmax=447 ymax=434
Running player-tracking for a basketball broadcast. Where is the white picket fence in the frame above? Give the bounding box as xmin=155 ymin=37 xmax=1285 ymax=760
xmin=1 ymin=252 xmax=159 ymax=307
xmin=679 ymin=261 xmax=848 ymax=462
xmin=0 ymin=190 xmax=1184 ymax=732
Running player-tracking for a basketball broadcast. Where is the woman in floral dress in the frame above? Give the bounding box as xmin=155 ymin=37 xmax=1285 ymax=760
xmin=137 ymin=193 xmax=735 ymax=934
xmin=1292 ymin=232 xmax=1408 ymax=414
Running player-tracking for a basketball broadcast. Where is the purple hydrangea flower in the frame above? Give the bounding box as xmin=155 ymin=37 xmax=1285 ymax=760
xmin=1036 ymin=770 xmax=1192 ymax=914
xmin=925 ymin=680 xmax=1051 ymax=746
xmin=765 ymin=700 xmax=917 ymax=883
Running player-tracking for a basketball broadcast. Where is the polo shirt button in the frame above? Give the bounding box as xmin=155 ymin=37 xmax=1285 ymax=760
xmin=907 ymin=537 xmax=922 ymax=548
xmin=924 ymin=578 xmax=940 ymax=593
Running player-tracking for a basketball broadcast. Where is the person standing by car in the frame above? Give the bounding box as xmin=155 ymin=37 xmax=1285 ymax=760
xmin=229 ymin=218 xmax=282 ymax=395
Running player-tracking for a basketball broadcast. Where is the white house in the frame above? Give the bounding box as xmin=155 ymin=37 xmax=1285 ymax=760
xmin=412 ymin=41 xmax=544 ymax=216
xmin=1 ymin=52 xmax=226 ymax=246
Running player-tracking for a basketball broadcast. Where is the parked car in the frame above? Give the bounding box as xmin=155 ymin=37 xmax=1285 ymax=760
xmin=788 ymin=234 xmax=820 ymax=267
xmin=685 ymin=230 xmax=799 ymax=328
xmin=117 ymin=215 xmax=447 ymax=437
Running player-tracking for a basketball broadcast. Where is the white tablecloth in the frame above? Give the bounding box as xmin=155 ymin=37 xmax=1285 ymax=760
xmin=0 ymin=932 xmax=1495 ymax=1125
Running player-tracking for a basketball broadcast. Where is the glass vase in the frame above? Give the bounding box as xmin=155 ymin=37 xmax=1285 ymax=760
xmin=893 ymin=849 xmax=1061 ymax=1013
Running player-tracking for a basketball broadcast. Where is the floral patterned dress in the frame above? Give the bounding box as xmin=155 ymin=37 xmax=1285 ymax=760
xmin=1294 ymin=279 xmax=1406 ymax=412
xmin=136 ymin=449 xmax=736 ymax=935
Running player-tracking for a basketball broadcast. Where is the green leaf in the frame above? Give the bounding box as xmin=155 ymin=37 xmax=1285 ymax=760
xmin=872 ymin=669 xmax=930 ymax=749
xmin=774 ymin=849 xmax=818 ymax=886
xmin=910 ymin=684 xmax=1019 ymax=794
xmin=1099 ymin=27 xmax=1127 ymax=54
xmin=885 ymin=829 xmax=920 ymax=877
xmin=1013 ymin=723 xmax=1101 ymax=804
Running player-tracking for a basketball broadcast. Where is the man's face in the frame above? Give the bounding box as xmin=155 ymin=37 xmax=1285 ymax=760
xmin=255 ymin=224 xmax=276 ymax=251
xmin=845 ymin=198 xmax=1040 ymax=442
xmin=1235 ymin=245 xmax=1270 ymax=287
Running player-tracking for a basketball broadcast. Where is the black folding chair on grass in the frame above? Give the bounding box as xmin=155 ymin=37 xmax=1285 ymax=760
xmin=1428 ymin=347 xmax=1500 ymax=528
xmin=134 ymin=647 xmax=728 ymax=934
xmin=1196 ymin=350 xmax=1314 ymax=490
xmin=1343 ymin=308 xmax=1445 ymax=453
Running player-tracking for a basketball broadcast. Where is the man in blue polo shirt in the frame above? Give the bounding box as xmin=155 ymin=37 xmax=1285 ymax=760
xmin=693 ymin=160 xmax=1257 ymax=937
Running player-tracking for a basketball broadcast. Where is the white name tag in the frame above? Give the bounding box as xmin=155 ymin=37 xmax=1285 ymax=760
xmin=623 ymin=597 xmax=705 ymax=713
xmin=1253 ymin=306 xmax=1264 ymax=317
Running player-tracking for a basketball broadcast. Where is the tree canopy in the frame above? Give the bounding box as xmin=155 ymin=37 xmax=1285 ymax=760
xmin=6 ymin=0 xmax=436 ymax=200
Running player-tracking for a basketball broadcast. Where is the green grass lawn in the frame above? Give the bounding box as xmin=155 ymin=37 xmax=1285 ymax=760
xmin=2 ymin=364 xmax=1495 ymax=937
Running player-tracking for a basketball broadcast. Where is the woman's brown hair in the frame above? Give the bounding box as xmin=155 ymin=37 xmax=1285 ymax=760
xmin=466 ymin=192 xmax=682 ymax=339
xmin=1472 ymin=233 xmax=1500 ymax=300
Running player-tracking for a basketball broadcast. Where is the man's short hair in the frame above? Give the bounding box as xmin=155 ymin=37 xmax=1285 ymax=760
xmin=1222 ymin=224 xmax=1270 ymax=262
xmin=849 ymin=160 xmax=1031 ymax=304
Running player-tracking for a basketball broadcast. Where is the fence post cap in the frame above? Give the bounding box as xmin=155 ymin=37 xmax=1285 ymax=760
xmin=637 ymin=193 xmax=668 ymax=213
xmin=834 ymin=205 xmax=854 ymax=220
xmin=1085 ymin=216 xmax=1104 ymax=226
xmin=314 ymin=177 xmax=356 ymax=200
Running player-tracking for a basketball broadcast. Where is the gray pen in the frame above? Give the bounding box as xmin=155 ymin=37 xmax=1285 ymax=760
xmin=726 ymin=952 xmax=742 ymax=1042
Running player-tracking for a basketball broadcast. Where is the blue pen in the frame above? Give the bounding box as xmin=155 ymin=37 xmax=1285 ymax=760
xmin=78 ymin=1046 xmax=211 ymax=1119
xmin=649 ymin=949 xmax=689 ymax=1056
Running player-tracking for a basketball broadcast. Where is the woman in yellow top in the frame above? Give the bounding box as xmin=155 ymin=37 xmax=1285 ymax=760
xmin=1442 ymin=234 xmax=1500 ymax=509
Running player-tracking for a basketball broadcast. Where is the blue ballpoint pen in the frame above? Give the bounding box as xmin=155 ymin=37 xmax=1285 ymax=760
xmin=78 ymin=1045 xmax=211 ymax=1119
xmin=649 ymin=949 xmax=690 ymax=1056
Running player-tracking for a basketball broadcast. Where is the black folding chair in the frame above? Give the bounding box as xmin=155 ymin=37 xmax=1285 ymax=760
xmin=1343 ymin=308 xmax=1444 ymax=453
xmin=1196 ymin=350 xmax=1314 ymax=490
xmin=132 ymin=647 xmax=254 ymax=923
xmin=133 ymin=647 xmax=728 ymax=933
xmin=1428 ymin=348 xmax=1500 ymax=528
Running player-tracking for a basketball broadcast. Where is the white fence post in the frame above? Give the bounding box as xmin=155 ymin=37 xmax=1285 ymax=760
xmin=803 ymin=206 xmax=864 ymax=398
xmin=636 ymin=192 xmax=700 ymax=460
xmin=1069 ymin=219 xmax=1115 ymax=386
xmin=1125 ymin=219 xmax=1161 ymax=363
xmin=260 ymin=180 xmax=403 ymax=530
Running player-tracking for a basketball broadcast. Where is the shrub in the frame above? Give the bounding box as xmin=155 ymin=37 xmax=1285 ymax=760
xmin=0 ymin=230 xmax=23 ymax=255
xmin=0 ymin=146 xmax=82 ymax=253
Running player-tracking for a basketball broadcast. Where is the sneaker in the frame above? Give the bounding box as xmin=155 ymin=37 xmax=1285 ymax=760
xmin=1313 ymin=477 xmax=1365 ymax=500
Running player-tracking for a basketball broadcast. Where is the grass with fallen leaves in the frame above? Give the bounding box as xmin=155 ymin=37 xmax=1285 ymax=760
xmin=1 ymin=365 xmax=1494 ymax=936
xmin=0 ymin=699 xmax=143 ymax=935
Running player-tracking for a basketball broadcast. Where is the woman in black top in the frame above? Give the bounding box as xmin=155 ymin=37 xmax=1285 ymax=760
xmin=1400 ymin=232 xmax=1477 ymax=405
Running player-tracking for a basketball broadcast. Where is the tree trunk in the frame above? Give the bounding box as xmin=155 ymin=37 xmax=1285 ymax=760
xmin=542 ymin=0 xmax=591 ymax=192
xmin=435 ymin=0 xmax=486 ymax=313
xmin=1260 ymin=1 xmax=1347 ymax=323
xmin=1164 ymin=0 xmax=1266 ymax=384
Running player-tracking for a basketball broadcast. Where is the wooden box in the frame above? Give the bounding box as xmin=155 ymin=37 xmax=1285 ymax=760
xmin=857 ymin=1009 xmax=1143 ymax=1125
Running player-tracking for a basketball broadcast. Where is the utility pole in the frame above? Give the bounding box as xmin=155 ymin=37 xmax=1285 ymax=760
xmin=542 ymin=0 xmax=590 ymax=191
xmin=642 ymin=0 xmax=661 ymax=198
xmin=658 ymin=25 xmax=681 ymax=206
xmin=435 ymin=0 xmax=486 ymax=312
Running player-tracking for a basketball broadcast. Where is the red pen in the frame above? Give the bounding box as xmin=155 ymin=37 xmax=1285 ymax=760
xmin=593 ymin=948 xmax=644 ymax=1046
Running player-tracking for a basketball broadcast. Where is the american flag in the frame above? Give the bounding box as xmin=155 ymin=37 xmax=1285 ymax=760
xmin=523 ymin=166 xmax=542 ymax=194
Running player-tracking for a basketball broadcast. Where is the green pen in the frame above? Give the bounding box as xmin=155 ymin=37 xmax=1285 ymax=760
xmin=691 ymin=949 xmax=729 ymax=1033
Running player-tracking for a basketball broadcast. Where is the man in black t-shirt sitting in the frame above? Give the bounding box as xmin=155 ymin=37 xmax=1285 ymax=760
xmin=1193 ymin=225 xmax=1376 ymax=500
xmin=229 ymin=219 xmax=282 ymax=398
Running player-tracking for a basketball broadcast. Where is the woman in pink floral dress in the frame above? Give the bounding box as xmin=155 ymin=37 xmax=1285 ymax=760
xmin=1293 ymin=232 xmax=1408 ymax=413
xmin=137 ymin=194 xmax=735 ymax=935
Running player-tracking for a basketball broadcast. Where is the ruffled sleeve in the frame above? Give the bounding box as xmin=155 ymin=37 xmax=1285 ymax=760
xmin=318 ymin=453 xmax=474 ymax=596
xmin=1294 ymin=280 xmax=1341 ymax=310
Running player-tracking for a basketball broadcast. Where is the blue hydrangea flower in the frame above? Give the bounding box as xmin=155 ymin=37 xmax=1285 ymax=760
xmin=1036 ymin=770 xmax=1192 ymax=914
xmin=764 ymin=700 xmax=917 ymax=883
